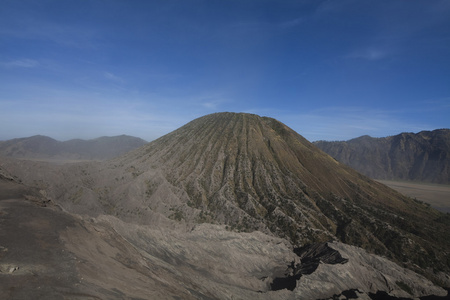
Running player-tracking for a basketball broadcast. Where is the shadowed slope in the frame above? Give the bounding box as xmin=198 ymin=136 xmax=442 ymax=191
xmin=315 ymin=129 xmax=450 ymax=184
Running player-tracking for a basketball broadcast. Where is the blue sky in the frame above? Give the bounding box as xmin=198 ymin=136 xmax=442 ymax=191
xmin=1 ymin=0 xmax=449 ymax=142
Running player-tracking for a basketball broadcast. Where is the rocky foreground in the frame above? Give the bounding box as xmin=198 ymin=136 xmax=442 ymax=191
xmin=0 ymin=174 xmax=447 ymax=299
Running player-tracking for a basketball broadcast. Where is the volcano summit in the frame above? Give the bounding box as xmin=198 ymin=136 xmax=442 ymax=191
xmin=1 ymin=112 xmax=449 ymax=299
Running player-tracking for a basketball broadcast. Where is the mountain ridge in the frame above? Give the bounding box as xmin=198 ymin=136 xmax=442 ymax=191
xmin=0 ymin=134 xmax=147 ymax=161
xmin=314 ymin=129 xmax=450 ymax=184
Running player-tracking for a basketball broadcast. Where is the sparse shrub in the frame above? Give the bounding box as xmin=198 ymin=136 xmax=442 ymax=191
xmin=169 ymin=207 xmax=184 ymax=221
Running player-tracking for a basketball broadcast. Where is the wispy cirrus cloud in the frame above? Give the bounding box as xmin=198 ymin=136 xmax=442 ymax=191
xmin=278 ymin=17 xmax=304 ymax=29
xmin=347 ymin=48 xmax=390 ymax=61
xmin=104 ymin=72 xmax=124 ymax=84
xmin=2 ymin=59 xmax=40 ymax=68
xmin=199 ymin=95 xmax=231 ymax=110
xmin=0 ymin=15 xmax=99 ymax=49
xmin=344 ymin=1 xmax=450 ymax=62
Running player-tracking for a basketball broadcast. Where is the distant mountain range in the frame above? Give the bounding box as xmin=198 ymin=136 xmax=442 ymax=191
xmin=314 ymin=129 xmax=450 ymax=184
xmin=0 ymin=135 xmax=147 ymax=161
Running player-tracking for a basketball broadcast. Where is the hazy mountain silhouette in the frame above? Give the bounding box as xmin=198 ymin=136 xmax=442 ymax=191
xmin=1 ymin=113 xmax=449 ymax=299
xmin=314 ymin=129 xmax=450 ymax=184
xmin=0 ymin=134 xmax=147 ymax=161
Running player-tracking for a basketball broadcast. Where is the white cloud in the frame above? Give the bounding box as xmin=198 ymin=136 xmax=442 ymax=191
xmin=2 ymin=59 xmax=40 ymax=68
xmin=104 ymin=72 xmax=124 ymax=83
xmin=200 ymin=96 xmax=230 ymax=110
xmin=202 ymin=101 xmax=218 ymax=109
xmin=422 ymin=97 xmax=450 ymax=109
xmin=0 ymin=15 xmax=99 ymax=49
xmin=347 ymin=48 xmax=389 ymax=61
xmin=279 ymin=17 xmax=304 ymax=29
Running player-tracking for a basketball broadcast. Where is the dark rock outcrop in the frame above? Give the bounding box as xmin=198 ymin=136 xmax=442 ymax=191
xmin=271 ymin=243 xmax=349 ymax=291
xmin=293 ymin=242 xmax=447 ymax=299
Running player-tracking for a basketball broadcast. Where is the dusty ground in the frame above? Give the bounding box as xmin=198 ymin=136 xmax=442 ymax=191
xmin=0 ymin=179 xmax=207 ymax=300
xmin=377 ymin=180 xmax=450 ymax=213
xmin=0 ymin=178 xmax=295 ymax=300
xmin=0 ymin=180 xmax=83 ymax=299
xmin=1 ymin=174 xmax=449 ymax=299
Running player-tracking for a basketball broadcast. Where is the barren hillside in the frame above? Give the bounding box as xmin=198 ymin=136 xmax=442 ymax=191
xmin=315 ymin=129 xmax=450 ymax=184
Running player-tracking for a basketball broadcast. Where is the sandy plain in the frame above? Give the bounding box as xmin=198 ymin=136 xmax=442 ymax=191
xmin=377 ymin=180 xmax=450 ymax=213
